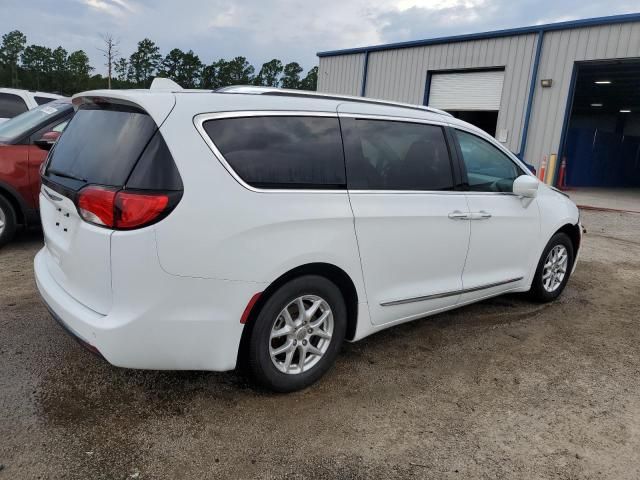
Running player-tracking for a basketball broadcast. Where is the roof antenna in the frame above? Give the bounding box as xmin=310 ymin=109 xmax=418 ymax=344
xmin=150 ymin=77 xmax=183 ymax=90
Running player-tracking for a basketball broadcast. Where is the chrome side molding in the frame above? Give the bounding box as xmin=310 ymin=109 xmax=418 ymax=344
xmin=42 ymin=187 xmax=63 ymax=202
xmin=380 ymin=277 xmax=524 ymax=306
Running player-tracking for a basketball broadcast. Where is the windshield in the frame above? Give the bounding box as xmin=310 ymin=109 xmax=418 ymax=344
xmin=0 ymin=100 xmax=71 ymax=143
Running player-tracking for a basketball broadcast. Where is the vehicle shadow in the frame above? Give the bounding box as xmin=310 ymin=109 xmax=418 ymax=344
xmin=36 ymin=288 xmax=552 ymax=430
xmin=4 ymin=225 xmax=43 ymax=248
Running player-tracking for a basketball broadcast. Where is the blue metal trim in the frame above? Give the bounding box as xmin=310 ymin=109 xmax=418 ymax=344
xmin=517 ymin=29 xmax=544 ymax=159
xmin=423 ymin=71 xmax=432 ymax=106
xmin=555 ymin=63 xmax=579 ymax=184
xmin=360 ymin=51 xmax=369 ymax=97
xmin=317 ymin=13 xmax=640 ymax=57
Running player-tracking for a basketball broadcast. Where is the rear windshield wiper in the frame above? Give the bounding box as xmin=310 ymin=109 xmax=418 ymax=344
xmin=47 ymin=169 xmax=87 ymax=183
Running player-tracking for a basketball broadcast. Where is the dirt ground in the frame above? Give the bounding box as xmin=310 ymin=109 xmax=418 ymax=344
xmin=1 ymin=209 xmax=639 ymax=480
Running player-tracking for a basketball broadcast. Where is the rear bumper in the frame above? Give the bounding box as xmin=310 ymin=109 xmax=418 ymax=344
xmin=34 ymin=247 xmax=265 ymax=371
xmin=43 ymin=300 xmax=105 ymax=359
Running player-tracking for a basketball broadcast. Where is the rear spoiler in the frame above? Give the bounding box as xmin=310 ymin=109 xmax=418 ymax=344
xmin=71 ymin=89 xmax=176 ymax=128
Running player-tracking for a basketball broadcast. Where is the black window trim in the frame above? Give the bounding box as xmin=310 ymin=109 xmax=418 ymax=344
xmin=195 ymin=110 xmax=348 ymax=193
xmin=451 ymin=125 xmax=532 ymax=195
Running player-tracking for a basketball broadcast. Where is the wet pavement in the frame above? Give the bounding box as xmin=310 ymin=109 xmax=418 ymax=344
xmin=1 ymin=210 xmax=639 ymax=479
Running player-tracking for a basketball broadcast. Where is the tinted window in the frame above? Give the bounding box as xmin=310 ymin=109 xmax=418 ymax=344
xmin=342 ymin=119 xmax=454 ymax=190
xmin=31 ymin=115 xmax=72 ymax=144
xmin=127 ymin=130 xmax=183 ymax=191
xmin=0 ymin=93 xmax=28 ymax=118
xmin=456 ymin=130 xmax=523 ymax=193
xmin=46 ymin=107 xmax=158 ymax=187
xmin=0 ymin=100 xmax=71 ymax=143
xmin=203 ymin=116 xmax=345 ymax=189
xmin=34 ymin=96 xmax=55 ymax=106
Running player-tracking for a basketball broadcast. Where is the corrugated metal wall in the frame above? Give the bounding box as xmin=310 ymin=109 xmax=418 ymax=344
xmin=318 ymin=21 xmax=640 ymax=166
xmin=525 ymin=23 xmax=640 ymax=167
xmin=319 ymin=35 xmax=539 ymax=153
xmin=317 ymin=53 xmax=366 ymax=96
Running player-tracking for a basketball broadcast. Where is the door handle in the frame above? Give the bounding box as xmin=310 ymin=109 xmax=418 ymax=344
xmin=469 ymin=210 xmax=492 ymax=220
xmin=448 ymin=210 xmax=470 ymax=220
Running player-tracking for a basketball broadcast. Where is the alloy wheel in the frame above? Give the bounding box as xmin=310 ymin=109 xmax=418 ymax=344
xmin=542 ymin=245 xmax=568 ymax=293
xmin=0 ymin=206 xmax=5 ymax=236
xmin=269 ymin=295 xmax=334 ymax=375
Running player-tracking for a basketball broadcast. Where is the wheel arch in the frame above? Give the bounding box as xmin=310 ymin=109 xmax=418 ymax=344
xmin=236 ymin=262 xmax=359 ymax=369
xmin=555 ymin=222 xmax=581 ymax=256
xmin=0 ymin=181 xmax=27 ymax=225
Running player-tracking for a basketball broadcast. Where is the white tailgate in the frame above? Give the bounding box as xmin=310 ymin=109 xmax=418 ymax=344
xmin=40 ymin=185 xmax=112 ymax=314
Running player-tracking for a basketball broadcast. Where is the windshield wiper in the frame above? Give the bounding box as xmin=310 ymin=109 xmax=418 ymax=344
xmin=47 ymin=169 xmax=87 ymax=183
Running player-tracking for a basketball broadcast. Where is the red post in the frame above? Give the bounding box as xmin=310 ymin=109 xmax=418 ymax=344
xmin=557 ymin=157 xmax=567 ymax=189
xmin=538 ymin=155 xmax=547 ymax=182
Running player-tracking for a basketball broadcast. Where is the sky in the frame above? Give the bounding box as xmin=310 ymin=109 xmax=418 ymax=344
xmin=1 ymin=0 xmax=639 ymax=75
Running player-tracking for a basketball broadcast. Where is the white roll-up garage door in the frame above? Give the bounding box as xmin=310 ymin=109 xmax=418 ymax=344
xmin=428 ymin=70 xmax=505 ymax=111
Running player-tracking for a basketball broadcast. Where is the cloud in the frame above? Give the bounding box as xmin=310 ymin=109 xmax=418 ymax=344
xmin=374 ymin=0 xmax=640 ymax=43
xmin=82 ymin=0 xmax=135 ymax=16
xmin=0 ymin=0 xmax=638 ymax=77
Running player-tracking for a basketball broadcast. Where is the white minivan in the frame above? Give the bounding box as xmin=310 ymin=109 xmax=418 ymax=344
xmin=34 ymin=85 xmax=581 ymax=392
xmin=0 ymin=88 xmax=63 ymax=124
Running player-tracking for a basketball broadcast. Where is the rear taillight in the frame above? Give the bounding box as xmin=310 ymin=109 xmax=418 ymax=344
xmin=115 ymin=191 xmax=169 ymax=229
xmin=77 ymin=186 xmax=117 ymax=227
xmin=76 ymin=186 xmax=176 ymax=230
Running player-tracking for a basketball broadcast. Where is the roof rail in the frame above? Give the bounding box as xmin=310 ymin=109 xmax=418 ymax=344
xmin=214 ymin=85 xmax=452 ymax=117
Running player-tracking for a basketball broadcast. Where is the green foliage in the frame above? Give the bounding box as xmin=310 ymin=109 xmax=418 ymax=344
xmin=114 ymin=57 xmax=129 ymax=82
xmin=223 ymin=56 xmax=255 ymax=85
xmin=127 ymin=38 xmax=161 ymax=87
xmin=281 ymin=62 xmax=303 ymax=89
xmin=0 ymin=29 xmax=318 ymax=95
xmin=255 ymin=58 xmax=283 ymax=87
xmin=0 ymin=30 xmax=27 ymax=87
xmin=67 ymin=50 xmax=93 ymax=92
xmin=300 ymin=66 xmax=318 ymax=91
xmin=51 ymin=47 xmax=69 ymax=92
xmin=158 ymin=48 xmax=203 ymax=88
xmin=21 ymin=45 xmax=52 ymax=90
xmin=201 ymin=59 xmax=226 ymax=89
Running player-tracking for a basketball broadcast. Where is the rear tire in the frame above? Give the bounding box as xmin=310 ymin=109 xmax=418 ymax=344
xmin=0 ymin=195 xmax=17 ymax=248
xmin=248 ymin=275 xmax=346 ymax=392
xmin=529 ymin=232 xmax=574 ymax=303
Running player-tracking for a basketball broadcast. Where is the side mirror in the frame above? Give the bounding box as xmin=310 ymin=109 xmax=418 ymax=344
xmin=34 ymin=131 xmax=61 ymax=151
xmin=513 ymin=175 xmax=539 ymax=198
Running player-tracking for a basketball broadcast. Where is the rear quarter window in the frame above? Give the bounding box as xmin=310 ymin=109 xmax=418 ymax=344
xmin=34 ymin=96 xmax=55 ymax=106
xmin=202 ymin=115 xmax=346 ymax=189
xmin=0 ymin=93 xmax=28 ymax=118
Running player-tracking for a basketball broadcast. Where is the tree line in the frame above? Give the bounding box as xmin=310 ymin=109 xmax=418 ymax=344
xmin=0 ymin=30 xmax=318 ymax=96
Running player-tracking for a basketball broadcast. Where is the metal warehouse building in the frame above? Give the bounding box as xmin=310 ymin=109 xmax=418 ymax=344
xmin=317 ymin=13 xmax=640 ymax=188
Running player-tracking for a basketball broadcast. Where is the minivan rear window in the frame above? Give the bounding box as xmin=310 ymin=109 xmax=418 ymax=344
xmin=203 ymin=116 xmax=346 ymax=189
xmin=46 ymin=106 xmax=158 ymax=187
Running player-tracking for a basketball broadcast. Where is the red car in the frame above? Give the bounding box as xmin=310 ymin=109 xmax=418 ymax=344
xmin=0 ymin=98 xmax=73 ymax=246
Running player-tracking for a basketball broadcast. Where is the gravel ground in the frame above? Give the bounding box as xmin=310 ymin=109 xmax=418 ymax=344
xmin=1 ymin=209 xmax=639 ymax=480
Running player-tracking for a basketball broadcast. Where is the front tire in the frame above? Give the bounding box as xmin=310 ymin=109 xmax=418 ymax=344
xmin=0 ymin=195 xmax=17 ymax=248
xmin=248 ymin=275 xmax=347 ymax=392
xmin=529 ymin=232 xmax=574 ymax=302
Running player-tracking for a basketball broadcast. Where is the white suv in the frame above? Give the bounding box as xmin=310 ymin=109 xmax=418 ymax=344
xmin=34 ymin=85 xmax=581 ymax=392
xmin=0 ymin=88 xmax=63 ymax=123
